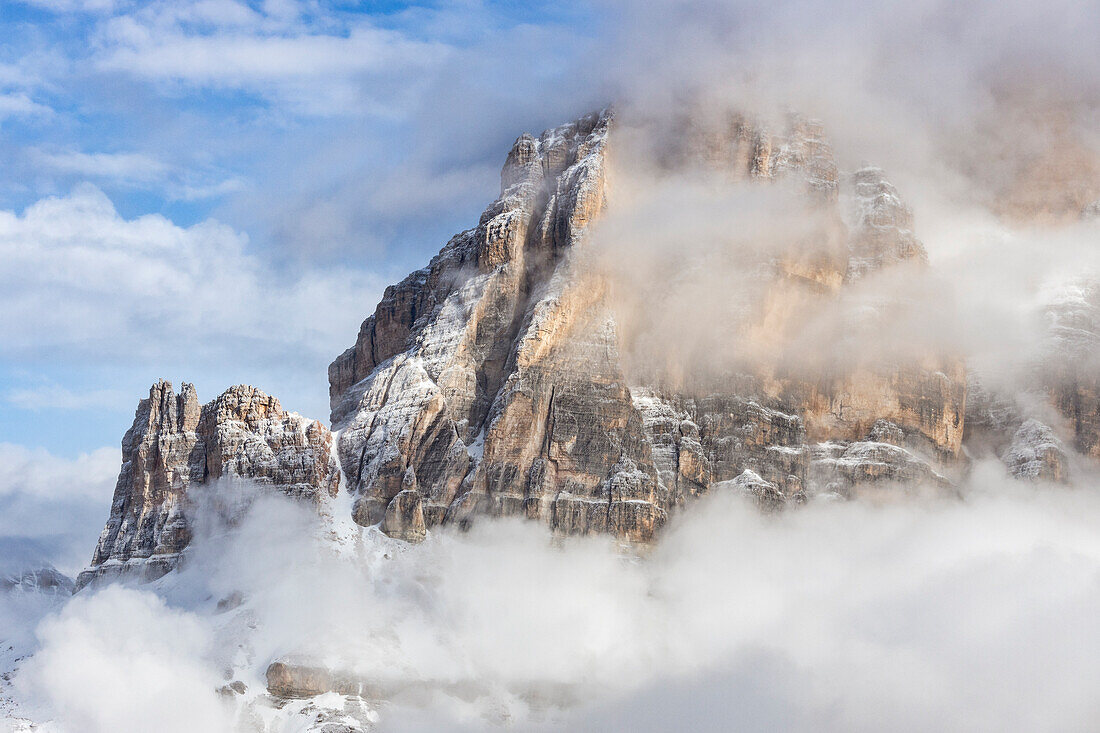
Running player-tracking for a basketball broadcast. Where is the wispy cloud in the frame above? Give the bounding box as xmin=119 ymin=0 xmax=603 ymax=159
xmin=0 ymin=183 xmax=381 ymax=364
xmin=33 ymin=150 xmax=170 ymax=183
xmin=4 ymin=380 xmax=128 ymax=411
xmin=30 ymin=148 xmax=246 ymax=200
xmin=91 ymin=6 xmax=449 ymax=116
xmin=0 ymin=92 xmax=51 ymax=120
xmin=0 ymin=441 xmax=119 ymax=574
xmin=17 ymin=0 xmax=120 ymax=12
xmin=0 ymin=442 xmax=117 ymax=500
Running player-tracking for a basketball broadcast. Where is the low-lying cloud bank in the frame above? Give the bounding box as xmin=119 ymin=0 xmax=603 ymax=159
xmin=7 ymin=470 xmax=1100 ymax=732
xmin=0 ymin=442 xmax=118 ymax=576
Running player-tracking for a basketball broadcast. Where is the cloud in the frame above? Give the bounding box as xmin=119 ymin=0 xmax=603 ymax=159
xmin=17 ymin=0 xmax=119 ymax=12
xmin=8 ymin=471 xmax=1100 ymax=731
xmin=33 ymin=149 xmax=171 ymax=183
xmin=0 ymin=182 xmax=380 ymax=368
xmin=4 ymin=380 xmax=127 ymax=411
xmin=0 ymin=442 xmax=118 ymax=575
xmin=15 ymin=586 xmax=231 ymax=733
xmin=92 ymin=7 xmax=449 ymax=116
xmin=0 ymin=443 xmax=117 ymax=501
xmin=0 ymin=92 xmax=51 ymax=121
xmin=31 ymin=148 xmax=247 ymax=200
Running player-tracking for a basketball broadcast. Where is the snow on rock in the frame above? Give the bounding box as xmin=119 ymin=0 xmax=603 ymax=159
xmin=845 ymin=166 xmax=927 ymax=280
xmin=1003 ymin=419 xmax=1069 ymax=483
xmin=76 ymin=381 xmax=340 ymax=589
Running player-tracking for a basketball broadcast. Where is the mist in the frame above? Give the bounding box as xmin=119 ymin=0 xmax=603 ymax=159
xmin=6 ymin=469 xmax=1100 ymax=732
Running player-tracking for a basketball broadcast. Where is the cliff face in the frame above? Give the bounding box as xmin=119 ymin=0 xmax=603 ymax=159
xmin=326 ymin=111 xmax=666 ymax=539
xmin=326 ymin=108 xmax=968 ymax=542
xmin=77 ymin=381 xmax=338 ymax=588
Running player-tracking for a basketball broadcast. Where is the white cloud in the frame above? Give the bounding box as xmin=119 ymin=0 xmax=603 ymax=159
xmin=0 ymin=183 xmax=380 ymax=368
xmin=0 ymin=442 xmax=119 ymax=575
xmin=169 ymin=176 xmax=246 ymax=201
xmin=16 ymin=587 xmax=231 ymax=732
xmin=17 ymin=0 xmax=120 ymax=12
xmin=9 ymin=475 xmax=1100 ymax=731
xmin=0 ymin=443 xmax=118 ymax=501
xmin=0 ymin=92 xmax=51 ymax=120
xmin=31 ymin=148 xmax=246 ymax=200
xmin=33 ymin=150 xmax=171 ymax=183
xmin=4 ymin=380 xmax=128 ymax=411
xmin=92 ymin=8 xmax=449 ymax=116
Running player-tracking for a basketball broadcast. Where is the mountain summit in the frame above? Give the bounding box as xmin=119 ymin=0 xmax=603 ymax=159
xmin=78 ymin=107 xmax=1097 ymax=585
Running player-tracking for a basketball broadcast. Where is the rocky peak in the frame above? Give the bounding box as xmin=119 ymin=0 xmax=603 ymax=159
xmin=76 ymin=106 xmax=1100 ymax=568
xmin=323 ymin=107 xmax=972 ymax=543
xmin=1 ymin=565 xmax=74 ymax=596
xmin=77 ymin=381 xmax=339 ymax=589
xmin=203 ymin=385 xmax=284 ymax=425
xmin=659 ymin=110 xmax=841 ymax=203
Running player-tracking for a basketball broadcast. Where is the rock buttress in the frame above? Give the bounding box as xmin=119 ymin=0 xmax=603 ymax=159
xmin=77 ymin=381 xmax=339 ymax=588
xmin=328 ymin=108 xmax=972 ymax=542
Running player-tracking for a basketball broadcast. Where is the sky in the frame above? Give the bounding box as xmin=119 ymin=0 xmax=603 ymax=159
xmin=0 ymin=0 xmax=625 ymax=572
xmin=0 ymin=0 xmax=615 ymax=458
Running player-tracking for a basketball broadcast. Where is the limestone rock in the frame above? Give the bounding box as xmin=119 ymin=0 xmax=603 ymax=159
xmin=993 ymin=110 xmax=1100 ymax=225
xmin=1003 ymin=419 xmax=1069 ymax=482
xmin=381 ymin=484 xmax=427 ymax=542
xmin=77 ymin=381 xmax=339 ymax=588
xmin=846 ymin=167 xmax=928 ymax=280
xmin=1 ymin=565 xmax=74 ymax=596
xmin=328 ymin=109 xmax=671 ymax=541
xmin=327 ymin=107 xmax=971 ymax=542
xmin=810 ymin=440 xmax=951 ymax=497
xmin=1042 ymin=280 xmax=1100 ymax=459
xmin=266 ymin=662 xmax=366 ymax=699
xmin=714 ymin=470 xmax=786 ymax=512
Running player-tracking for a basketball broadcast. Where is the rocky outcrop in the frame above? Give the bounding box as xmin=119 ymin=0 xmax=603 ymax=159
xmin=1 ymin=565 xmax=74 ymax=596
xmin=1003 ymin=419 xmax=1069 ymax=482
xmin=327 ymin=110 xmax=670 ymax=542
xmin=1043 ymin=280 xmax=1100 ymax=459
xmin=811 ymin=439 xmax=952 ymax=497
xmin=631 ymin=389 xmax=809 ymax=502
xmin=266 ymin=662 xmax=366 ymax=699
xmin=714 ymin=470 xmax=787 ymax=512
xmin=846 ymin=167 xmax=928 ymax=280
xmin=77 ymin=381 xmax=339 ymax=588
xmin=326 ymin=108 xmax=969 ymax=542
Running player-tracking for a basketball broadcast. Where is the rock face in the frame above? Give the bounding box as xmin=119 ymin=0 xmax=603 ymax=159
xmin=1003 ymin=419 xmax=1069 ymax=483
xmin=83 ymin=108 xmax=1099 ymax=558
xmin=846 ymin=166 xmax=928 ymax=280
xmin=1 ymin=565 xmax=74 ymax=596
xmin=77 ymin=381 xmax=339 ymax=588
xmin=1043 ymin=280 xmax=1100 ymax=459
xmin=993 ymin=110 xmax=1100 ymax=225
xmin=328 ymin=110 xmax=667 ymax=541
xmin=326 ymin=108 xmax=970 ymax=542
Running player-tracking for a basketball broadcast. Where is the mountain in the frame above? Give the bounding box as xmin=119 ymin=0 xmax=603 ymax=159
xmin=76 ymin=381 xmax=339 ymax=588
xmin=76 ymin=107 xmax=1097 ymax=584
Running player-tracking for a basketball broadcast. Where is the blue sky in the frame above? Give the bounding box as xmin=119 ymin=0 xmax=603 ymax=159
xmin=0 ymin=0 xmax=614 ymax=464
